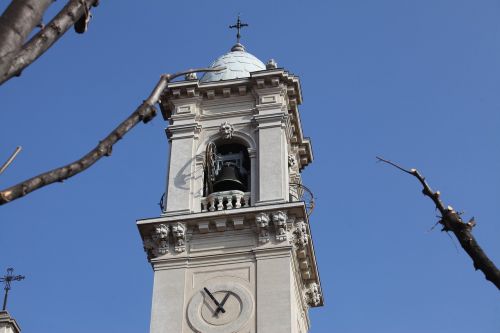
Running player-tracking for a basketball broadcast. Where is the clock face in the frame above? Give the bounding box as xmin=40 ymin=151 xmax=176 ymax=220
xmin=187 ymin=282 xmax=253 ymax=333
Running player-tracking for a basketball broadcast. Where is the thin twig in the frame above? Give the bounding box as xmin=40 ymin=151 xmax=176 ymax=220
xmin=376 ymin=156 xmax=446 ymax=212
xmin=0 ymin=146 xmax=22 ymax=175
xmin=376 ymin=156 xmax=413 ymax=175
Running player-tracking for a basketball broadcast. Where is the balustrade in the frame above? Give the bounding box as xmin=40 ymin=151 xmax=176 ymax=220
xmin=201 ymin=190 xmax=251 ymax=212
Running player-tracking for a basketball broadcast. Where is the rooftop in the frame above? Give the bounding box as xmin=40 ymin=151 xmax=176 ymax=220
xmin=200 ymin=43 xmax=266 ymax=83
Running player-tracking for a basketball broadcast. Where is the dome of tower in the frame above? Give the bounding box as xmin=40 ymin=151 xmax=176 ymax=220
xmin=200 ymin=43 xmax=266 ymax=83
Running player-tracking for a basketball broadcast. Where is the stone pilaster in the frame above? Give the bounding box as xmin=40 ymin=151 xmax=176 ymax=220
xmin=164 ymin=123 xmax=201 ymax=215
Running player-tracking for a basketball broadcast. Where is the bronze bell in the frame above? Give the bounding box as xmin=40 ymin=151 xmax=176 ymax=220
xmin=213 ymin=164 xmax=246 ymax=192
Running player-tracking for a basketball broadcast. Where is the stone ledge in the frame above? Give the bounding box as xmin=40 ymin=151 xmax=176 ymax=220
xmin=138 ymin=201 xmax=307 ymax=226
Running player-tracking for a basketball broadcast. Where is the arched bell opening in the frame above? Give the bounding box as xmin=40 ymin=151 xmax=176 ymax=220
xmin=204 ymin=140 xmax=250 ymax=196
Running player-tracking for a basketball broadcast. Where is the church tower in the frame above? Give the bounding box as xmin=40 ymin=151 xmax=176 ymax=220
xmin=137 ymin=25 xmax=323 ymax=333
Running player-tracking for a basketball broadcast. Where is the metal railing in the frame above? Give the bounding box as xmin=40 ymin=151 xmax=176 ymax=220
xmin=289 ymin=182 xmax=315 ymax=217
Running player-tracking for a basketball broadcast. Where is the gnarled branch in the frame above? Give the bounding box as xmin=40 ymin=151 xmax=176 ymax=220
xmin=377 ymin=156 xmax=500 ymax=290
xmin=0 ymin=67 xmax=223 ymax=205
xmin=0 ymin=0 xmax=53 ymax=80
xmin=0 ymin=0 xmax=99 ymax=85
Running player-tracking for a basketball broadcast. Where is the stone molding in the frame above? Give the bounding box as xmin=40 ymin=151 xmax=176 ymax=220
xmin=165 ymin=123 xmax=202 ymax=140
xmin=158 ymin=69 xmax=312 ymax=170
xmin=253 ymin=112 xmax=288 ymax=129
xmin=138 ymin=202 xmax=323 ymax=306
xmin=247 ymin=148 xmax=257 ymax=158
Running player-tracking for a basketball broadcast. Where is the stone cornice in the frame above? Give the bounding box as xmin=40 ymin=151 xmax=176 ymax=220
xmin=159 ymin=69 xmax=312 ymax=170
xmin=184 ymin=251 xmax=256 ymax=267
xmin=253 ymin=112 xmax=288 ymax=129
xmin=200 ymin=108 xmax=254 ymax=122
xmin=151 ymin=257 xmax=188 ymax=271
xmin=138 ymin=202 xmax=304 ymax=225
xmin=137 ymin=201 xmax=324 ymax=307
xmin=160 ymin=68 xmax=302 ymax=116
xmin=253 ymin=246 xmax=293 ymax=260
xmin=165 ymin=123 xmax=201 ymax=140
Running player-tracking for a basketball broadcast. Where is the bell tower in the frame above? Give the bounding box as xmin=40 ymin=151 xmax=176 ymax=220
xmin=137 ymin=29 xmax=323 ymax=333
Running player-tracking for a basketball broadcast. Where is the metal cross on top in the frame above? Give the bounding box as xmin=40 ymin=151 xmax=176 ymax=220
xmin=1 ymin=267 xmax=25 ymax=311
xmin=229 ymin=15 xmax=248 ymax=44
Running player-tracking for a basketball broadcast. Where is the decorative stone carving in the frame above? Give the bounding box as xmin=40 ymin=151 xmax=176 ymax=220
xmin=172 ymin=223 xmax=186 ymax=253
xmin=143 ymin=224 xmax=169 ymax=258
xmin=255 ymin=212 xmax=270 ymax=244
xmin=272 ymin=211 xmax=287 ymax=242
xmin=185 ymin=72 xmax=197 ymax=80
xmin=219 ymin=121 xmax=234 ymax=139
xmin=143 ymin=238 xmax=156 ymax=259
xmin=293 ymin=220 xmax=309 ymax=249
xmin=305 ymin=282 xmax=321 ymax=307
xmin=152 ymin=224 xmax=170 ymax=254
xmin=288 ymin=154 xmax=297 ymax=168
xmin=266 ymin=59 xmax=277 ymax=69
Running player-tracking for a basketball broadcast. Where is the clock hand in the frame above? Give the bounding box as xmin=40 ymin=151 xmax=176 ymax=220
xmin=215 ymin=292 xmax=231 ymax=315
xmin=203 ymin=287 xmax=226 ymax=314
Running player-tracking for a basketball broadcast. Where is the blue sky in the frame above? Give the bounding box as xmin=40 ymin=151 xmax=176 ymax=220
xmin=1 ymin=1 xmax=499 ymax=332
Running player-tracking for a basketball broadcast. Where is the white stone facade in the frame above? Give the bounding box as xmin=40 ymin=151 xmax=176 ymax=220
xmin=158 ymin=68 xmax=313 ymax=216
xmin=138 ymin=58 xmax=322 ymax=333
xmin=138 ymin=202 xmax=321 ymax=333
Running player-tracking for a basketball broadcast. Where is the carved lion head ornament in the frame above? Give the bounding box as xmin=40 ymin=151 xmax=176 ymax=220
xmin=219 ymin=121 xmax=234 ymax=140
xmin=151 ymin=224 xmax=169 ymax=241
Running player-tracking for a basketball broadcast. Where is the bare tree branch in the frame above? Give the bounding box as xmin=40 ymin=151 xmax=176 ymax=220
xmin=0 ymin=0 xmax=53 ymax=80
xmin=0 ymin=146 xmax=22 ymax=175
xmin=0 ymin=67 xmax=223 ymax=205
xmin=0 ymin=0 xmax=99 ymax=85
xmin=377 ymin=156 xmax=500 ymax=290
